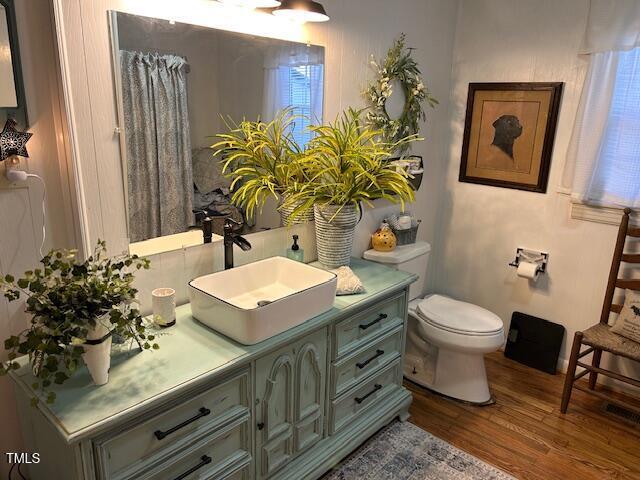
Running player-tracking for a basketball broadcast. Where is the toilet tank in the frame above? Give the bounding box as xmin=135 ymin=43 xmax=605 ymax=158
xmin=363 ymin=241 xmax=431 ymax=300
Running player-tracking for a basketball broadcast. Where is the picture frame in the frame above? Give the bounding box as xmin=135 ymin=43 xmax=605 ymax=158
xmin=459 ymin=82 xmax=563 ymax=193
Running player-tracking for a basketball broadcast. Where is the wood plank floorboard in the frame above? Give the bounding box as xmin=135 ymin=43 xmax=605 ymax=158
xmin=406 ymin=352 xmax=640 ymax=480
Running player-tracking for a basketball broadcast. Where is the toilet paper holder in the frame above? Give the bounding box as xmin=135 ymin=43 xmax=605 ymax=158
xmin=509 ymin=248 xmax=549 ymax=274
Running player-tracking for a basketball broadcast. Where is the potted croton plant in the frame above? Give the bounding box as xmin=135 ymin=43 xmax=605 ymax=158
xmin=285 ymin=108 xmax=418 ymax=268
xmin=0 ymin=240 xmax=158 ymax=404
xmin=213 ymin=108 xmax=314 ymax=226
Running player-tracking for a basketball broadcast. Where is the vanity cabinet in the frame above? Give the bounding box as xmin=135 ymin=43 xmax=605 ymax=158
xmin=9 ymin=259 xmax=416 ymax=480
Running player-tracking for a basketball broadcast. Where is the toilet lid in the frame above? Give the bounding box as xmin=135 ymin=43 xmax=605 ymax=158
xmin=416 ymin=295 xmax=503 ymax=335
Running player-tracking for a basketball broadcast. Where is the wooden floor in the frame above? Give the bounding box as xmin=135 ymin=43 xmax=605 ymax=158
xmin=406 ymin=352 xmax=640 ymax=480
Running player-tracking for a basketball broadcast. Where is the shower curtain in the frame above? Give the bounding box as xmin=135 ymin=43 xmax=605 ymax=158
xmin=120 ymin=50 xmax=194 ymax=243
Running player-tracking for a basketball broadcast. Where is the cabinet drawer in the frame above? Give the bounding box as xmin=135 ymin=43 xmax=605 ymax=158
xmin=329 ymin=359 xmax=402 ymax=434
xmin=96 ymin=369 xmax=250 ymax=480
xmin=331 ymin=326 xmax=403 ymax=398
xmin=141 ymin=414 xmax=252 ymax=480
xmin=334 ymin=293 xmax=404 ymax=358
xmin=222 ymin=464 xmax=252 ymax=480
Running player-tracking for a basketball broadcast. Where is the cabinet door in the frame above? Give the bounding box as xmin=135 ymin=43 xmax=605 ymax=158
xmin=294 ymin=334 xmax=326 ymax=453
xmin=256 ymin=348 xmax=295 ymax=478
xmin=255 ymin=328 xmax=327 ymax=479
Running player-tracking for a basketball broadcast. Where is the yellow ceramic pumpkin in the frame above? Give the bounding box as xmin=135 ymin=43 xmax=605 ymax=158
xmin=372 ymin=223 xmax=397 ymax=252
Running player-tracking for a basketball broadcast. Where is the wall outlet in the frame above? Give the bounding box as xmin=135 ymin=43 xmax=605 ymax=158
xmin=1 ymin=156 xmax=24 ymax=189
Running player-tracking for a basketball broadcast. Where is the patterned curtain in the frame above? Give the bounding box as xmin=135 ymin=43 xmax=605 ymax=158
xmin=120 ymin=50 xmax=194 ymax=243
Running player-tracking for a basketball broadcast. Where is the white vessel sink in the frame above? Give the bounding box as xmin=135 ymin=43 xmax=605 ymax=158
xmin=189 ymin=256 xmax=337 ymax=344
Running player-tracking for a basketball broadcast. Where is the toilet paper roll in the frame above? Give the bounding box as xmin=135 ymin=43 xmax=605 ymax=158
xmin=517 ymin=261 xmax=539 ymax=282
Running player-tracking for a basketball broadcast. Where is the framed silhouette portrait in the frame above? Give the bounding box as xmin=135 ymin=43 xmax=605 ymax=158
xmin=459 ymin=82 xmax=562 ymax=193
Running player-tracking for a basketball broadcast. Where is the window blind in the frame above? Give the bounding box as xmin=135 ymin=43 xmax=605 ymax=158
xmin=278 ymin=63 xmax=323 ymax=147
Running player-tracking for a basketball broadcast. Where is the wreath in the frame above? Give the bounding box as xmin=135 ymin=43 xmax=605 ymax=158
xmin=365 ymin=34 xmax=438 ymax=152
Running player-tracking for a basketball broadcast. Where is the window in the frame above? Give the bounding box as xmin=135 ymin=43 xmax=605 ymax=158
xmin=275 ymin=63 xmax=323 ymax=148
xmin=262 ymin=45 xmax=324 ymax=147
xmin=286 ymin=64 xmax=322 ymax=146
xmin=566 ymin=47 xmax=640 ymax=209
xmin=588 ymin=48 xmax=640 ymax=205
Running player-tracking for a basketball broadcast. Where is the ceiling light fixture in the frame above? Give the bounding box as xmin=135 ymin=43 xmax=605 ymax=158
xmin=272 ymin=0 xmax=329 ymax=23
xmin=219 ymin=0 xmax=282 ymax=9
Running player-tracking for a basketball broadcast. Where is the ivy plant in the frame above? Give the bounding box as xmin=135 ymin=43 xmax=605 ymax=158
xmin=0 ymin=240 xmax=157 ymax=404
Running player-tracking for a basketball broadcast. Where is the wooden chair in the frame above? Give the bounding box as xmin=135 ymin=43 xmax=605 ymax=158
xmin=561 ymin=208 xmax=640 ymax=415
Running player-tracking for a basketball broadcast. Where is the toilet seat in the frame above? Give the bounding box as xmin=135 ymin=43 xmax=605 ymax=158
xmin=416 ymin=294 xmax=503 ymax=337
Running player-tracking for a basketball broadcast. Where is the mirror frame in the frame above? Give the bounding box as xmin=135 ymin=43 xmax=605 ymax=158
xmin=0 ymin=0 xmax=27 ymax=128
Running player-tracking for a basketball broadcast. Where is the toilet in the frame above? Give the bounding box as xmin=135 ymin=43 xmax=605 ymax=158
xmin=363 ymin=241 xmax=505 ymax=404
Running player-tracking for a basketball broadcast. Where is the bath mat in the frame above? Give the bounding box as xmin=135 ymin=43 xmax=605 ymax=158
xmin=323 ymin=421 xmax=515 ymax=480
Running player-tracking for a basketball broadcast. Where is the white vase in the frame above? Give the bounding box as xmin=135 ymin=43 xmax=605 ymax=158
xmin=82 ymin=318 xmax=112 ymax=386
xmin=314 ymin=203 xmax=359 ymax=268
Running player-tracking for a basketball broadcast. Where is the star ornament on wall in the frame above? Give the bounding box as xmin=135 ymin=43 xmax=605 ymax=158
xmin=0 ymin=118 xmax=33 ymax=161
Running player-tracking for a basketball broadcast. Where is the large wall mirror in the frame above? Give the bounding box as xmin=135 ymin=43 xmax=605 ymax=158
xmin=109 ymin=11 xmax=324 ymax=253
xmin=0 ymin=0 xmax=27 ymax=128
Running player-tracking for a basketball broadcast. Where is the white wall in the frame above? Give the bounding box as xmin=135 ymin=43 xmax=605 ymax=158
xmin=0 ymin=2 xmax=73 ymax=475
xmin=434 ymin=0 xmax=627 ymax=372
xmin=331 ymin=0 xmax=459 ymax=295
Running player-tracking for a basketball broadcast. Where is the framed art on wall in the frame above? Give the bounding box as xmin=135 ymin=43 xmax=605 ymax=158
xmin=459 ymin=82 xmax=563 ymax=193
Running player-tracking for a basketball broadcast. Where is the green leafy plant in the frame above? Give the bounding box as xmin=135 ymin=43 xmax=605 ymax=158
xmin=212 ymin=109 xmax=310 ymax=221
xmin=0 ymin=240 xmax=157 ymax=404
xmin=365 ymin=33 xmax=438 ymax=151
xmin=285 ymin=108 xmax=418 ymax=219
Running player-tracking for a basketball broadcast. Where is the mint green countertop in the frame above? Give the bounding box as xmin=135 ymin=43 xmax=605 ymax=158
xmin=9 ymin=258 xmax=416 ymax=443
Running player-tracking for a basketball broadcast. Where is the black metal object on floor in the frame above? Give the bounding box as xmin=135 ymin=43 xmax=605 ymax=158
xmin=504 ymin=311 xmax=565 ymax=374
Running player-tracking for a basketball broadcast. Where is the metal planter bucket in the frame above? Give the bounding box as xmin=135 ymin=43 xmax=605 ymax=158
xmin=279 ymin=197 xmax=315 ymax=226
xmin=314 ymin=203 xmax=359 ymax=268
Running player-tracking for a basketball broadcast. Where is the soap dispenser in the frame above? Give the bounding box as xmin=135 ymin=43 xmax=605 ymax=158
xmin=286 ymin=235 xmax=304 ymax=262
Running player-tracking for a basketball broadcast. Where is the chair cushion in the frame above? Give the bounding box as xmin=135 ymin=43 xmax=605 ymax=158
xmin=583 ymin=323 xmax=640 ymax=361
xmin=610 ymin=289 xmax=640 ymax=343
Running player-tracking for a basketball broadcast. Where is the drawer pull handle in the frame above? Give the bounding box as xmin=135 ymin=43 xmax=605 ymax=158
xmin=356 ymin=349 xmax=385 ymax=369
xmin=257 ymin=422 xmax=265 ymax=430
xmin=154 ymin=407 xmax=211 ymax=440
xmin=355 ymin=384 xmax=382 ymax=404
xmin=172 ymin=455 xmax=212 ymax=480
xmin=359 ymin=313 xmax=387 ymax=330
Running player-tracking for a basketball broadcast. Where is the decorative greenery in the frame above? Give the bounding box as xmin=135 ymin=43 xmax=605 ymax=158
xmin=284 ymin=108 xmax=418 ymax=219
xmin=212 ymin=108 xmax=310 ymax=222
xmin=0 ymin=240 xmax=156 ymax=404
xmin=364 ymin=33 xmax=438 ymax=152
